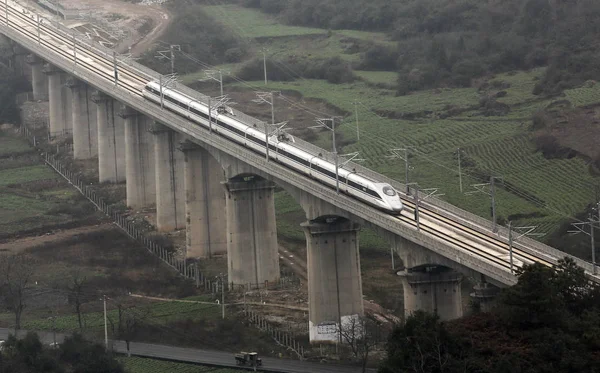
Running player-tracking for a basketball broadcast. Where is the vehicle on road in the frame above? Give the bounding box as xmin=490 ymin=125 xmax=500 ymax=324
xmin=235 ymin=351 xmax=262 ymax=366
xmin=0 ymin=339 xmax=5 ymax=351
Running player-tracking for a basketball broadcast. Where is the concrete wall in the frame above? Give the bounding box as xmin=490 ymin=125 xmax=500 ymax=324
xmin=225 ymin=178 xmax=279 ymax=286
xmin=302 ymin=218 xmax=364 ymax=343
xmin=182 ymin=143 xmax=227 ymax=258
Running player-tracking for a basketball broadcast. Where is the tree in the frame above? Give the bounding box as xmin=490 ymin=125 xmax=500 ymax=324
xmin=379 ymin=311 xmax=462 ymax=373
xmin=338 ymin=315 xmax=382 ymax=373
xmin=59 ymin=334 xmax=124 ymax=373
xmin=63 ymin=270 xmax=93 ymax=333
xmin=108 ymin=303 xmax=148 ymax=357
xmin=0 ymin=254 xmax=35 ymax=331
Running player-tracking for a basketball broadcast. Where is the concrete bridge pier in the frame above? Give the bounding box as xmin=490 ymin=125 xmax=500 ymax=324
xmin=120 ymin=106 xmax=155 ymax=209
xmin=11 ymin=43 xmax=28 ymax=77
xmin=224 ymin=177 xmax=279 ymax=286
xmin=150 ymin=122 xmax=185 ymax=231
xmin=180 ymin=141 xmax=227 ymax=258
xmin=398 ymin=266 xmax=463 ymax=320
xmin=67 ymin=78 xmax=97 ymax=159
xmin=302 ymin=217 xmax=363 ymax=344
xmin=91 ymin=91 xmax=125 ymax=183
xmin=43 ymin=64 xmax=67 ymax=136
xmin=388 ymin=234 xmax=467 ymax=320
xmin=26 ymin=54 xmax=48 ymax=101
xmin=470 ymin=280 xmax=500 ymax=313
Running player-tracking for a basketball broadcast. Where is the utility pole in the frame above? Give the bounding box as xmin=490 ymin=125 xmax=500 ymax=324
xmin=37 ymin=14 xmax=41 ymax=44
xmin=159 ymin=76 xmax=163 ymax=108
xmin=72 ymin=31 xmax=76 ymax=67
xmin=208 ymin=96 xmax=212 ymax=132
xmin=252 ymin=92 xmax=286 ymax=162
xmin=216 ymin=273 xmax=225 ymax=319
xmin=200 ymin=69 xmax=225 ymax=97
xmin=508 ymin=221 xmax=514 ymax=273
xmin=50 ymin=316 xmax=56 ymax=348
xmin=113 ymin=51 xmax=118 ymax=87
xmin=457 ymin=148 xmax=463 ymax=193
xmin=310 ymin=118 xmax=340 ymax=193
xmin=353 ymin=101 xmax=360 ymax=142
xmin=466 ymin=176 xmax=503 ymax=233
xmin=509 ymin=223 xmax=544 ymax=274
xmin=491 ymin=176 xmax=497 ymax=233
xmin=155 ymin=45 xmax=181 ymax=75
xmin=262 ymin=48 xmax=268 ymax=86
xmin=103 ymin=295 xmax=108 ymax=351
xmin=387 ymin=148 xmax=414 ymax=194
xmin=569 ymin=209 xmax=599 ymax=275
xmin=221 ymin=274 xmax=225 ymax=319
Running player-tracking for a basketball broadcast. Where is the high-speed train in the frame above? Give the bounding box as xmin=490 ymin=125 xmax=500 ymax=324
xmin=142 ymin=81 xmax=403 ymax=214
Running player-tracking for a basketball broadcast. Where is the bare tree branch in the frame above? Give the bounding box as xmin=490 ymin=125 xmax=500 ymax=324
xmin=0 ymin=254 xmax=35 ymax=331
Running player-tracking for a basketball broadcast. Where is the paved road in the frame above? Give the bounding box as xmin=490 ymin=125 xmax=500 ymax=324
xmin=0 ymin=328 xmax=373 ymax=373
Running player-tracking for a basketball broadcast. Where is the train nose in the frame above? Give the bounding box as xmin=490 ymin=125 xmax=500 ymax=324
xmin=390 ymin=201 xmax=403 ymax=213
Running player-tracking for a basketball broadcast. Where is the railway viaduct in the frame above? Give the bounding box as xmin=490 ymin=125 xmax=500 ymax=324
xmin=1 ymin=0 xmax=598 ymax=343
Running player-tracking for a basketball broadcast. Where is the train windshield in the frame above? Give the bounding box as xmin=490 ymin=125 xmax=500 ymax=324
xmin=382 ymin=185 xmax=397 ymax=197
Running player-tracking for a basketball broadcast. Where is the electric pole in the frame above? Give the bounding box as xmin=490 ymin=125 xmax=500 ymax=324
xmin=262 ymin=48 xmax=268 ymax=85
xmin=508 ymin=223 xmax=545 ymax=274
xmin=113 ymin=51 xmax=118 ymax=87
xmin=353 ymin=101 xmax=360 ymax=142
xmin=491 ymin=176 xmax=497 ymax=233
xmin=457 ymin=147 xmax=463 ymax=193
xmin=155 ymin=44 xmax=181 ymax=75
xmin=387 ymin=147 xmax=414 ymax=194
xmin=252 ymin=92 xmax=286 ymax=162
xmin=219 ymin=273 xmax=225 ymax=319
xmin=569 ymin=208 xmax=599 ymax=275
xmin=310 ymin=118 xmax=340 ymax=193
xmin=466 ymin=176 xmax=503 ymax=233
xmin=199 ymin=69 xmax=226 ymax=97
xmin=508 ymin=221 xmax=513 ymax=273
xmin=103 ymin=295 xmax=108 ymax=351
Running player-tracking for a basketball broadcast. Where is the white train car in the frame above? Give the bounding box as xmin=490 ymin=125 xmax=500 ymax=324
xmin=142 ymin=81 xmax=403 ymax=214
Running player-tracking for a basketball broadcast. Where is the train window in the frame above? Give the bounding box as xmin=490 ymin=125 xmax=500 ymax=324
xmin=382 ymin=186 xmax=396 ymax=197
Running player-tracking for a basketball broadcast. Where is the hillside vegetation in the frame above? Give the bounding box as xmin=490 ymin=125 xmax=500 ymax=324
xmin=242 ymin=0 xmax=600 ymax=95
xmin=146 ymin=0 xmax=600 ymax=258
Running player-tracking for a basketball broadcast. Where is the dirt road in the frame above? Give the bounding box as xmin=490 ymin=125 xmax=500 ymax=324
xmin=62 ymin=0 xmax=171 ymax=55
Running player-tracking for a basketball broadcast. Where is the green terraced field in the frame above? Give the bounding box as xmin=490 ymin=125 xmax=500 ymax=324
xmin=120 ymin=356 xmax=255 ymax=373
xmin=179 ymin=5 xmax=600 ymax=243
xmin=564 ymin=84 xmax=600 ymax=107
xmin=202 ymin=5 xmax=325 ymax=39
xmin=230 ymin=77 xmax=599 ymax=238
xmin=355 ymin=70 xmax=398 ymax=85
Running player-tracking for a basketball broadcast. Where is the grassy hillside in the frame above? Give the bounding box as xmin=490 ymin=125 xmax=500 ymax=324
xmin=164 ymin=2 xmax=600 ymax=259
xmin=0 ymin=130 xmax=98 ymax=237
